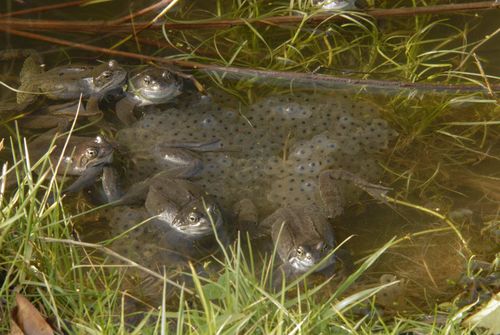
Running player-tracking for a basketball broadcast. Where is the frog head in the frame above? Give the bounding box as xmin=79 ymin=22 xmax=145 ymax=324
xmin=128 ymin=67 xmax=183 ymax=105
xmin=92 ymin=60 xmax=127 ymax=94
xmin=171 ymin=198 xmax=223 ymax=237
xmin=287 ymin=240 xmax=335 ymax=272
xmin=71 ymin=135 xmax=114 ymax=174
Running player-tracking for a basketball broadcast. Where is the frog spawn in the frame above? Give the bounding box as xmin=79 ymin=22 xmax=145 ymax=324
xmin=116 ymin=90 xmax=396 ymax=213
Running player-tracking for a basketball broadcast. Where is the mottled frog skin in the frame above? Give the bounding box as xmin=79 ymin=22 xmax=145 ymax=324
xmin=262 ymin=205 xmax=336 ymax=275
xmin=29 ymin=134 xmax=118 ymax=201
xmin=0 ymin=49 xmax=127 ymax=132
xmin=17 ymin=52 xmax=127 ymax=106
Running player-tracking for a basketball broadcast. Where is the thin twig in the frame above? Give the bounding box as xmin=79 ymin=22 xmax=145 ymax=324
xmin=0 ymin=0 xmax=86 ymax=18
xmin=0 ymin=1 xmax=498 ymax=32
xmin=39 ymin=237 xmax=194 ymax=295
xmin=0 ymin=27 xmax=497 ymax=93
xmin=110 ymin=0 xmax=174 ymax=25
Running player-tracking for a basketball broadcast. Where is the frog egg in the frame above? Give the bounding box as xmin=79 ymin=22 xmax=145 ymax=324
xmin=305 ymin=160 xmax=322 ymax=175
xmin=199 ymin=114 xmax=219 ymax=129
xmin=321 ymin=138 xmax=339 ymax=154
xmin=300 ymin=179 xmax=317 ymax=193
xmin=358 ymin=158 xmax=382 ymax=180
xmin=216 ymin=154 xmax=233 ymax=168
xmin=267 ymin=189 xmax=281 ymax=204
xmin=263 ymin=156 xmax=282 ymax=176
xmin=311 ymin=132 xmax=329 ymax=146
xmin=338 ymin=137 xmax=361 ymax=155
xmin=220 ymin=109 xmax=239 ymax=122
xmin=275 ymin=102 xmax=312 ymax=119
xmin=107 ymin=207 xmax=149 ymax=236
xmin=289 ymin=140 xmax=314 ymax=159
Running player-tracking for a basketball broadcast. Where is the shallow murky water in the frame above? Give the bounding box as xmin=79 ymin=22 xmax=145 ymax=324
xmin=1 ymin=0 xmax=498 ymax=314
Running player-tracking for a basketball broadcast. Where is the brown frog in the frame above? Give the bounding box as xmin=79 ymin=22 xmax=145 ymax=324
xmin=258 ymin=169 xmax=389 ymax=287
xmin=28 ymin=133 xmax=118 ymax=201
xmin=1 ymin=49 xmax=126 ymax=131
xmin=116 ymin=171 xmax=226 ymax=240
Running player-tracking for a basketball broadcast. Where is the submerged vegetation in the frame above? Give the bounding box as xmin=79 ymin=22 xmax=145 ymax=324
xmin=0 ymin=0 xmax=499 ymax=333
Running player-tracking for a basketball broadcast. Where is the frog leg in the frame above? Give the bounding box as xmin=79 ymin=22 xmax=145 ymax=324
xmin=160 ymin=139 xmax=224 ymax=152
xmin=101 ymin=166 xmax=122 ymax=202
xmin=114 ymin=178 xmax=152 ymax=206
xmin=233 ymin=198 xmax=259 ymax=235
xmin=334 ymin=248 xmax=355 ymax=275
xmin=116 ymin=97 xmax=139 ymax=126
xmin=84 ymin=96 xmax=104 ymax=117
xmin=259 ymin=208 xmax=285 ymax=235
xmin=62 ymin=165 xmax=104 ymax=196
xmin=18 ymin=115 xmax=70 ymax=133
xmin=153 ymin=146 xmax=203 ymax=178
xmin=318 ymin=169 xmax=392 ymax=218
xmin=145 ymin=186 xmax=181 ymax=226
xmin=0 ymin=49 xmax=41 ymax=63
xmin=45 ymin=101 xmax=85 ymax=116
xmin=271 ymin=264 xmax=302 ymax=290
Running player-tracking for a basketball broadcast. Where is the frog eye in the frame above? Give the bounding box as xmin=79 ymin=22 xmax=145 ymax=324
xmin=143 ymin=75 xmax=152 ymax=85
xmin=306 ymin=253 xmax=312 ymax=260
xmin=162 ymin=71 xmax=172 ymax=80
xmin=85 ymin=147 xmax=98 ymax=158
xmin=296 ymin=247 xmax=304 ymax=256
xmin=108 ymin=60 xmax=118 ymax=68
xmin=188 ymin=212 xmax=200 ymax=223
xmin=101 ymin=70 xmax=113 ymax=80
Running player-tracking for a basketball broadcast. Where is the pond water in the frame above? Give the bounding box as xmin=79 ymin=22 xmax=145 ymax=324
xmin=0 ymin=0 xmax=498 ymax=317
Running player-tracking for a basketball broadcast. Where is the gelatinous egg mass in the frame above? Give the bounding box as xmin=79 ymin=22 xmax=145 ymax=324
xmin=116 ymin=89 xmax=396 ymax=214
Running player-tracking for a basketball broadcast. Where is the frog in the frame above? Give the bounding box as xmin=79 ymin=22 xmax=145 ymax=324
xmin=256 ymin=168 xmax=389 ymax=286
xmin=261 ymin=205 xmax=337 ymax=284
xmin=17 ymin=51 xmax=127 ymax=106
xmin=115 ymin=66 xmax=183 ymax=125
xmin=116 ymin=171 xmax=226 ymax=240
xmin=0 ymin=49 xmax=127 ymax=130
xmin=28 ymin=133 xmax=119 ymax=201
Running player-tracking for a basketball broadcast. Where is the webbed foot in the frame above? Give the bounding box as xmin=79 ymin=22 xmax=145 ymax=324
xmin=319 ymin=168 xmax=391 ymax=217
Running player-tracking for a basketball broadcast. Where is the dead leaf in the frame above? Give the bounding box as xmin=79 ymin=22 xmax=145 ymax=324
xmin=9 ymin=318 xmax=24 ymax=335
xmin=464 ymin=293 xmax=500 ymax=334
xmin=10 ymin=293 xmax=54 ymax=335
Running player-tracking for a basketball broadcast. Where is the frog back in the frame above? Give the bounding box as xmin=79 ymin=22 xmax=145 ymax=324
xmin=18 ymin=53 xmax=44 ymax=104
xmin=270 ymin=206 xmax=335 ymax=249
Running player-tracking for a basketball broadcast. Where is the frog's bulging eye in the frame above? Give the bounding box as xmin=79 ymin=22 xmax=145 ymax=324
xmin=162 ymin=71 xmax=172 ymax=80
xmin=86 ymin=147 xmax=98 ymax=158
xmin=296 ymin=247 xmax=304 ymax=256
xmin=143 ymin=75 xmax=152 ymax=85
xmin=101 ymin=71 xmax=113 ymax=79
xmin=188 ymin=212 xmax=199 ymax=223
xmin=108 ymin=60 xmax=118 ymax=68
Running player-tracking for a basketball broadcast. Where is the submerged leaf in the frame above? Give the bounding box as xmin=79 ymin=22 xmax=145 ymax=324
xmin=10 ymin=293 xmax=54 ymax=335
